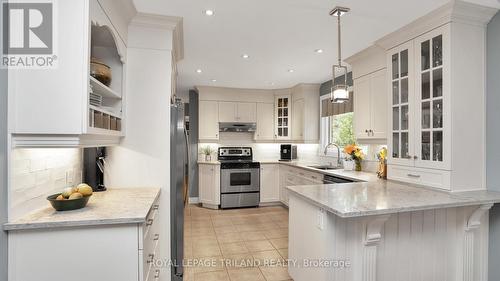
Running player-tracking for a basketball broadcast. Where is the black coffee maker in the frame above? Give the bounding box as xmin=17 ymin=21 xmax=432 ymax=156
xmin=83 ymin=147 xmax=107 ymax=192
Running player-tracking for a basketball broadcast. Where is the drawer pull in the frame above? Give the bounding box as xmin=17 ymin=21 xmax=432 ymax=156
xmin=147 ymin=253 xmax=155 ymax=264
xmin=153 ymin=205 xmax=159 ymax=210
xmin=407 ymin=174 xmax=421 ymax=178
xmin=311 ymin=176 xmax=317 ymax=179
xmin=154 ymin=270 xmax=160 ymax=279
xmin=146 ymin=219 xmax=154 ymax=226
xmin=154 ymin=234 xmax=160 ymax=241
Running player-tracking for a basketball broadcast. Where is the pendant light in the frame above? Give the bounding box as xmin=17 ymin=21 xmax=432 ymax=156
xmin=330 ymin=6 xmax=350 ymax=103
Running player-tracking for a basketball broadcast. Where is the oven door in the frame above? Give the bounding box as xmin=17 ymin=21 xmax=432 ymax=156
xmin=221 ymin=168 xmax=260 ymax=193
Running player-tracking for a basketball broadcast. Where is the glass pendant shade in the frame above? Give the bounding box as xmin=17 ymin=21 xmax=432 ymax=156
xmin=331 ymin=64 xmax=349 ymax=103
xmin=332 ymin=86 xmax=349 ymax=103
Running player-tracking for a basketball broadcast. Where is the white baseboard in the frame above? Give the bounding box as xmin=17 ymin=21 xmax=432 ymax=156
xmin=188 ymin=197 xmax=199 ymax=204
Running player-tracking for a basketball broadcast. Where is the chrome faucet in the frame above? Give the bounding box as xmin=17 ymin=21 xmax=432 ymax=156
xmin=324 ymin=143 xmax=342 ymax=167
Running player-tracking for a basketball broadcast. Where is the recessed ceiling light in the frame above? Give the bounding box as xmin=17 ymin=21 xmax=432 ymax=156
xmin=196 ymin=69 xmax=202 ymax=73
xmin=211 ymin=79 xmax=217 ymax=82
xmin=288 ymin=69 xmax=295 ymax=73
xmin=204 ymin=10 xmax=214 ymax=16
xmin=241 ymin=54 xmax=250 ymax=59
xmin=315 ymin=49 xmax=324 ymax=53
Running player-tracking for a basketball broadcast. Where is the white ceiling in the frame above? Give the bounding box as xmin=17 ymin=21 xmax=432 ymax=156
xmin=133 ymin=0 xmax=499 ymax=95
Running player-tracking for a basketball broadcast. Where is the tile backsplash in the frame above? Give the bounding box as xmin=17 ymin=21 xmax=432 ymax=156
xmin=10 ymin=148 xmax=82 ymax=220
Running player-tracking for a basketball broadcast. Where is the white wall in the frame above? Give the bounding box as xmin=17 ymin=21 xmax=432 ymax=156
xmin=105 ymin=20 xmax=173 ymax=279
xmin=9 ymin=148 xmax=82 ymax=220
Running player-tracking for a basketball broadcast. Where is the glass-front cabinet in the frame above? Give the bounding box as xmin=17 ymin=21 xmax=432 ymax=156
xmin=414 ymin=26 xmax=450 ymax=170
xmin=275 ymin=95 xmax=291 ymax=140
xmin=388 ymin=25 xmax=450 ymax=170
xmin=388 ymin=41 xmax=414 ymax=166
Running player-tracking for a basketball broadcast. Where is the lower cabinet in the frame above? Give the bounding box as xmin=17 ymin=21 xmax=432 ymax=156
xmin=279 ymin=165 xmax=322 ymax=206
xmin=260 ymin=164 xmax=280 ymax=203
xmin=199 ymin=163 xmax=221 ymax=208
xmin=8 ymin=201 xmax=161 ymax=281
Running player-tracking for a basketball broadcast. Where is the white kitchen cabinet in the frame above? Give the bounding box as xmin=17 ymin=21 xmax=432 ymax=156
xmin=237 ymin=102 xmax=257 ymax=122
xmin=218 ymin=102 xmax=238 ymax=123
xmin=346 ymin=45 xmax=387 ymax=141
xmin=353 ymin=69 xmax=388 ymax=140
xmin=274 ymin=95 xmax=291 ymax=140
xmin=9 ymin=0 xmax=131 ymax=147
xmin=218 ymin=102 xmax=256 ymax=123
xmin=199 ymin=164 xmax=220 ymax=209
xmin=292 ymin=99 xmax=305 ymax=140
xmin=290 ymin=84 xmax=320 ymax=142
xmin=255 ymin=103 xmax=275 ymax=141
xmin=8 ymin=199 xmax=160 ymax=281
xmin=377 ymin=2 xmax=495 ymax=191
xmin=260 ymin=164 xmax=280 ymax=203
xmin=279 ymin=165 xmax=322 ymax=206
xmin=199 ymin=101 xmax=219 ymax=141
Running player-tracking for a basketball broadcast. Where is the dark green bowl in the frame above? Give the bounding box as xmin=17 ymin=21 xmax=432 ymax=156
xmin=47 ymin=193 xmax=92 ymax=211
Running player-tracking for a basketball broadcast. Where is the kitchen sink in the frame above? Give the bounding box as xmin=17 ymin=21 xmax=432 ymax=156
xmin=307 ymin=165 xmax=341 ymax=170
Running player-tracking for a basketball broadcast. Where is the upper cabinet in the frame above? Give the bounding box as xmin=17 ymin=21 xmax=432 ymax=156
xmin=274 ymin=94 xmax=292 ymax=140
xmin=290 ymin=84 xmax=320 ymax=142
xmin=219 ymin=102 xmax=256 ymax=123
xmin=346 ymin=46 xmax=388 ymax=140
xmin=9 ymin=0 xmax=135 ymax=147
xmin=255 ymin=103 xmax=275 ymax=141
xmin=376 ymin=1 xmax=497 ymax=191
xmin=196 ymin=85 xmax=320 ymax=143
xmin=199 ymin=100 xmax=219 ymax=141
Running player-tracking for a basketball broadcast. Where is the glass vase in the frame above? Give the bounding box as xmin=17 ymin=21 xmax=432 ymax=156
xmin=355 ymin=159 xmax=362 ymax=171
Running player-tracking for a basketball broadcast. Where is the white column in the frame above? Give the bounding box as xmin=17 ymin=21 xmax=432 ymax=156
xmin=463 ymin=204 xmax=493 ymax=281
xmin=362 ymin=215 xmax=390 ymax=281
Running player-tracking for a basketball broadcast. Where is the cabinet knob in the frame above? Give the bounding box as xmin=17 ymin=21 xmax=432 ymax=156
xmin=154 ymin=234 xmax=160 ymax=241
xmin=414 ymin=156 xmax=418 ymax=160
xmin=146 ymin=219 xmax=154 ymax=226
xmin=154 ymin=270 xmax=160 ymax=279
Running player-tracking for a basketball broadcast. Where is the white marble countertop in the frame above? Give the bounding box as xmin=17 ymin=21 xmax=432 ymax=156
xmin=198 ymin=161 xmax=221 ymax=165
xmin=3 ymin=188 xmax=161 ymax=231
xmin=286 ymin=182 xmax=500 ymax=218
xmin=198 ymin=159 xmax=380 ymax=182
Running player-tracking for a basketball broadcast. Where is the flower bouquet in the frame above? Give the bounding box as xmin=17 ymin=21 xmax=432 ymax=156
xmin=344 ymin=144 xmax=365 ymax=171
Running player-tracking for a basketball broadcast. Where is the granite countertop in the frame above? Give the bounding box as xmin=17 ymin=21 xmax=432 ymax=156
xmin=286 ymin=182 xmax=500 ymax=218
xmin=198 ymin=159 xmax=379 ymax=182
xmin=198 ymin=161 xmax=220 ymax=165
xmin=3 ymin=188 xmax=161 ymax=231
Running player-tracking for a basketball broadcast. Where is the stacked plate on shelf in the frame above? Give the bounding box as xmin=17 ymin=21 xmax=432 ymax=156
xmin=90 ymin=93 xmax=103 ymax=107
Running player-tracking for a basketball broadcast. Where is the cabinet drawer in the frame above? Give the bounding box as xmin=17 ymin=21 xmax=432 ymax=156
xmin=388 ymin=165 xmax=451 ymax=190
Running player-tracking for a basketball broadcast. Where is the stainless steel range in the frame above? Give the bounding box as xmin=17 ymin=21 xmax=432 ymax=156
xmin=218 ymin=147 xmax=260 ymax=209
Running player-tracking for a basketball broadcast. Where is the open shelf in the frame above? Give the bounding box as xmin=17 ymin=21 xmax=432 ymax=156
xmin=89 ymin=75 xmax=121 ymax=99
xmin=89 ymin=105 xmax=121 ymax=119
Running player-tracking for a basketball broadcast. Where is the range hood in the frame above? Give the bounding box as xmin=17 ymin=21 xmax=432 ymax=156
xmin=219 ymin=122 xmax=257 ymax=132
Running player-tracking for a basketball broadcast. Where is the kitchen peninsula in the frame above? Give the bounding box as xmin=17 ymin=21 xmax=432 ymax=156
xmin=287 ymin=181 xmax=500 ymax=281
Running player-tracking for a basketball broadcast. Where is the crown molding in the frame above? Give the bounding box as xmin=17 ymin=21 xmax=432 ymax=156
xmin=130 ymin=13 xmax=184 ymax=61
xmin=375 ymin=0 xmax=498 ymax=50
xmin=344 ymin=45 xmax=385 ymax=65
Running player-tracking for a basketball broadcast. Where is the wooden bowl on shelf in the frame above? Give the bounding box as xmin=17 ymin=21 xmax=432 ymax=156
xmin=90 ymin=58 xmax=112 ymax=86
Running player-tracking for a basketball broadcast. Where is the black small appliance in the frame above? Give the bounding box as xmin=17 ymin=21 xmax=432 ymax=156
xmin=280 ymin=144 xmax=297 ymax=161
xmin=83 ymin=147 xmax=107 ymax=192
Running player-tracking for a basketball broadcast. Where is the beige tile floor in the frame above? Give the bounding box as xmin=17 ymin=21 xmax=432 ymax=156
xmin=183 ymin=204 xmax=293 ymax=281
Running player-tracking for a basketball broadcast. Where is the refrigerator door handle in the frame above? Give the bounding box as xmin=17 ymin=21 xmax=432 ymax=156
xmin=183 ymin=127 xmax=190 ymax=206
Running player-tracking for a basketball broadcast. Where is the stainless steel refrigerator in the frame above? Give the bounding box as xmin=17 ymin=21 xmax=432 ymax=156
xmin=170 ymin=100 xmax=188 ymax=281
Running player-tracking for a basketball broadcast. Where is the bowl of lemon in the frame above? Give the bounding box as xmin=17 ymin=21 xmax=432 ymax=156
xmin=47 ymin=183 xmax=94 ymax=211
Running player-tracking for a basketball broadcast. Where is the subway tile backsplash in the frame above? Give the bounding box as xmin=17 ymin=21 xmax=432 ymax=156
xmin=10 ymin=148 xmax=82 ymax=220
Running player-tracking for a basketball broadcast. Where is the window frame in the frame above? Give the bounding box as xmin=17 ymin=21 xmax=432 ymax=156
xmin=319 ymin=95 xmax=337 ymax=157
